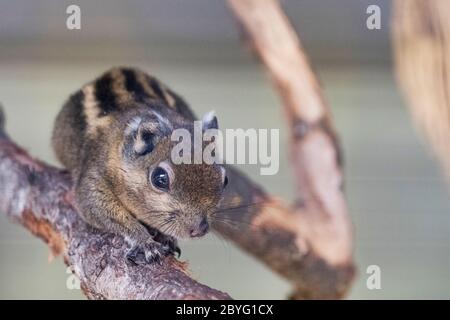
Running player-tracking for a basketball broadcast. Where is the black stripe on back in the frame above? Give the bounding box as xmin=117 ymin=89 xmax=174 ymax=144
xmin=146 ymin=76 xmax=166 ymax=102
xmin=95 ymin=73 xmax=118 ymax=116
xmin=122 ymin=69 xmax=147 ymax=103
xmin=70 ymin=90 xmax=87 ymax=133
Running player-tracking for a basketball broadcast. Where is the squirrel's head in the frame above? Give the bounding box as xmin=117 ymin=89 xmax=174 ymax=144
xmin=115 ymin=107 xmax=227 ymax=239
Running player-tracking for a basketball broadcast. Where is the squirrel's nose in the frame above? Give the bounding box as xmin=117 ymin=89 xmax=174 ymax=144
xmin=189 ymin=217 xmax=209 ymax=238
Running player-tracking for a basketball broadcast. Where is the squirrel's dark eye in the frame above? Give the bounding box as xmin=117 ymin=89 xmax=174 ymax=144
xmin=223 ymin=176 xmax=229 ymax=188
xmin=151 ymin=167 xmax=170 ymax=191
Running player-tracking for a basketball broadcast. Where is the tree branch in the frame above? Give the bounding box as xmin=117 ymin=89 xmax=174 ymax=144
xmin=393 ymin=0 xmax=450 ymax=178
xmin=219 ymin=0 xmax=355 ymax=299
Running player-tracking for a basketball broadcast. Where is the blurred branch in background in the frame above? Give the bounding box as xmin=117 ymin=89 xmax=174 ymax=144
xmin=0 ymin=0 xmax=355 ymax=299
xmin=393 ymin=0 xmax=450 ymax=179
xmin=225 ymin=0 xmax=355 ymax=299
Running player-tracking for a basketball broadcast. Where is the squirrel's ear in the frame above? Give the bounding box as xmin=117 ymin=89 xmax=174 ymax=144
xmin=202 ymin=111 xmax=218 ymax=131
xmin=124 ymin=116 xmax=155 ymax=157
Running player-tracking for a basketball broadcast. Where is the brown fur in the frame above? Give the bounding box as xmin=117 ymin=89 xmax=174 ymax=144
xmin=52 ymin=67 xmax=225 ymax=263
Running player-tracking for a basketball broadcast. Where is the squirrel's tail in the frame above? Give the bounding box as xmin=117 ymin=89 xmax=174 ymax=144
xmin=393 ymin=0 xmax=450 ymax=178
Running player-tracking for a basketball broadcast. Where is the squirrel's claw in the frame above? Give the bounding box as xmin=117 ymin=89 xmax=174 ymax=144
xmin=126 ymin=233 xmax=181 ymax=265
xmin=126 ymin=241 xmax=167 ymax=265
xmin=157 ymin=234 xmax=181 ymax=258
xmin=171 ymin=244 xmax=181 ymax=258
xmin=165 ymin=237 xmax=181 ymax=257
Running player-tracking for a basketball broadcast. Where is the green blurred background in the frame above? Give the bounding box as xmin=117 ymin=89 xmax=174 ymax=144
xmin=1 ymin=0 xmax=450 ymax=299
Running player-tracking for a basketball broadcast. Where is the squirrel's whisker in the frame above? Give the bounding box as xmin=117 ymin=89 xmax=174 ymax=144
xmin=211 ymin=215 xmax=259 ymax=229
xmin=214 ymin=201 xmax=265 ymax=214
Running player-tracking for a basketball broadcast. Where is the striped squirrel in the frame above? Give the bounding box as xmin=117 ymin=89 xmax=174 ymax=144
xmin=52 ymin=67 xmax=228 ymax=264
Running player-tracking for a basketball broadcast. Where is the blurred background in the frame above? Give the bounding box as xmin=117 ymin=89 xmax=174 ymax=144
xmin=1 ymin=0 xmax=450 ymax=299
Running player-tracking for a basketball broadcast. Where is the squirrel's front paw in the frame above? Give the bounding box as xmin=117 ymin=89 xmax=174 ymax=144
xmin=156 ymin=234 xmax=181 ymax=257
xmin=126 ymin=240 xmax=170 ymax=265
xmin=163 ymin=238 xmax=181 ymax=257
